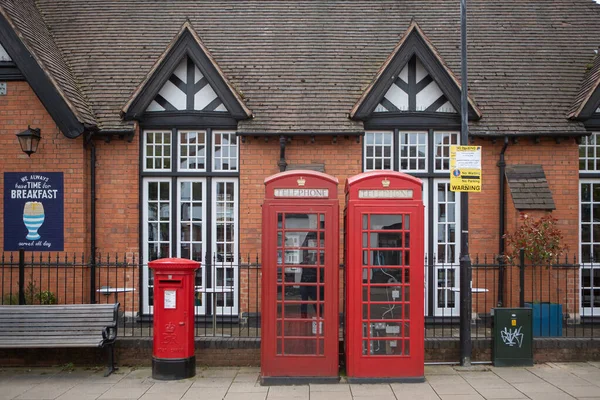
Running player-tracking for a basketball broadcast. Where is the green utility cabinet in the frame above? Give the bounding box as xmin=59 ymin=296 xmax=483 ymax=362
xmin=493 ymin=308 xmax=533 ymax=367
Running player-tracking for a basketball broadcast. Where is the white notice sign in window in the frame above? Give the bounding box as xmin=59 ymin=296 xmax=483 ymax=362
xmin=164 ymin=290 xmax=176 ymax=309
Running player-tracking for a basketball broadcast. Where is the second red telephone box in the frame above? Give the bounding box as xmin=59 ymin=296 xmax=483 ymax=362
xmin=345 ymin=171 xmax=424 ymax=382
xmin=261 ymin=170 xmax=339 ymax=385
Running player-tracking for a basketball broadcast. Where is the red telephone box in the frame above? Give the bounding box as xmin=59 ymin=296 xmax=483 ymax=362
xmin=149 ymin=258 xmax=199 ymax=380
xmin=345 ymin=171 xmax=424 ymax=382
xmin=261 ymin=170 xmax=339 ymax=384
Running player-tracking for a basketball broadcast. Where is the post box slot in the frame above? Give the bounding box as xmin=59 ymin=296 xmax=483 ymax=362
xmin=158 ymin=279 xmax=182 ymax=286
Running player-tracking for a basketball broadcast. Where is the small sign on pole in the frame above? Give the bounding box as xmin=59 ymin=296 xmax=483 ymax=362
xmin=450 ymin=146 xmax=482 ymax=192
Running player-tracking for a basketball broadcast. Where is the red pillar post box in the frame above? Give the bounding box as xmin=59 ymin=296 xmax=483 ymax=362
xmin=149 ymin=258 xmax=199 ymax=380
xmin=345 ymin=171 xmax=425 ymax=382
xmin=261 ymin=170 xmax=339 ymax=385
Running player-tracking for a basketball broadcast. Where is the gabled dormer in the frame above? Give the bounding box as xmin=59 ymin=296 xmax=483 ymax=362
xmin=569 ymin=51 xmax=600 ymax=130
xmin=122 ymin=21 xmax=252 ymax=127
xmin=351 ymin=21 xmax=481 ymax=129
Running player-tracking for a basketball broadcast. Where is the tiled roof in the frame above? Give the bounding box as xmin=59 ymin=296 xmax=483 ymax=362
xmin=0 ymin=0 xmax=96 ymax=128
xmin=505 ymin=165 xmax=555 ymax=210
xmin=4 ymin=0 xmax=600 ymax=134
xmin=568 ymin=51 xmax=600 ymax=119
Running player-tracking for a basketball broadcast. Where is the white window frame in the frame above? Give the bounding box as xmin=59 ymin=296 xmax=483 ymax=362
xmin=212 ymin=178 xmax=239 ymax=315
xmin=143 ymin=130 xmax=172 ymax=172
xmin=433 ymin=131 xmax=459 ymax=172
xmin=364 ymin=131 xmax=394 ymax=171
xmin=398 ymin=131 xmax=428 ymax=173
xmin=212 ymin=130 xmax=239 ymax=172
xmin=178 ymin=130 xmax=207 ymax=172
xmin=579 ymin=132 xmax=600 ymax=317
xmin=142 ymin=177 xmax=172 ymax=314
xmin=177 ymin=178 xmax=207 ymax=315
xmin=432 ymin=180 xmax=460 ymax=316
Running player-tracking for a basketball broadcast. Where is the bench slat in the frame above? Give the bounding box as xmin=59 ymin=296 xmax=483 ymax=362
xmin=0 ymin=341 xmax=104 ymax=348
xmin=0 ymin=304 xmax=118 ymax=351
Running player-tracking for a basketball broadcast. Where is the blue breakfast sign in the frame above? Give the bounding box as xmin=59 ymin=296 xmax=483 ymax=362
xmin=3 ymin=172 xmax=64 ymax=251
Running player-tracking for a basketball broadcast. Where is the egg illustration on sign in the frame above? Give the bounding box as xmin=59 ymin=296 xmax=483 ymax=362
xmin=23 ymin=201 xmax=45 ymax=240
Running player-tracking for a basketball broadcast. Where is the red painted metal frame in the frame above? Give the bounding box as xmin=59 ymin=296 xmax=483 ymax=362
xmin=345 ymin=171 xmax=424 ymax=379
xmin=262 ymin=170 xmax=339 ymax=379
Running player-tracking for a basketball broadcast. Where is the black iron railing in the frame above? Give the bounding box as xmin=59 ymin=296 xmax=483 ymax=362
xmin=1 ymin=250 xmax=598 ymax=339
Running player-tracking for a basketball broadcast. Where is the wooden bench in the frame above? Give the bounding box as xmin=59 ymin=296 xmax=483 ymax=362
xmin=0 ymin=303 xmax=119 ymax=376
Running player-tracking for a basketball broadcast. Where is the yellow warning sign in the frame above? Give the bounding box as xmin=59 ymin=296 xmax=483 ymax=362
xmin=450 ymin=146 xmax=482 ymax=192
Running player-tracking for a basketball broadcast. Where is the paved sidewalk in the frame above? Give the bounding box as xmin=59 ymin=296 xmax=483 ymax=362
xmin=1 ymin=362 xmax=600 ymax=400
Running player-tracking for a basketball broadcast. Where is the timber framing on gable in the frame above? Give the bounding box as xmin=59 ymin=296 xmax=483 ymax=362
xmin=122 ymin=21 xmax=252 ymax=126
xmin=350 ymin=21 xmax=481 ymax=129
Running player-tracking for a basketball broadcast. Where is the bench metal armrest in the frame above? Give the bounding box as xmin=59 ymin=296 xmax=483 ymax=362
xmin=102 ymin=326 xmax=117 ymax=343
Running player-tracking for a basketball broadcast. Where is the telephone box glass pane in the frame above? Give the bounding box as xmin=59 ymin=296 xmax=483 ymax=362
xmin=370 ymin=215 xmax=403 ymax=230
xmin=278 ymin=320 xmax=324 ymax=337
xmin=284 ymin=339 xmax=317 ymax=355
xmin=276 ymin=212 xmax=326 ymax=356
xmin=369 ymin=268 xmax=404 ymax=283
xmin=360 ymin=212 xmax=412 ymax=358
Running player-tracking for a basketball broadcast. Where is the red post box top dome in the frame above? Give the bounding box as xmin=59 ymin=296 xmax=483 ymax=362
xmin=345 ymin=171 xmax=422 ymax=200
xmin=149 ymin=258 xmax=200 ymax=270
xmin=264 ymin=170 xmax=338 ymax=200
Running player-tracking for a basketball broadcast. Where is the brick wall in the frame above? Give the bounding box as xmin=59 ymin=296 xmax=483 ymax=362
xmin=0 ymin=81 xmax=89 ymax=254
xmin=239 ymin=135 xmax=362 ymax=261
xmin=93 ymin=126 xmax=140 ymax=255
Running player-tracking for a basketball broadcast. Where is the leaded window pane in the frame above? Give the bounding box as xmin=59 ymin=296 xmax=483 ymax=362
xmin=179 ymin=130 xmax=206 ymax=171
xmin=434 ymin=131 xmax=459 ymax=171
xmin=399 ymin=132 xmax=427 ymax=172
xmin=364 ymin=132 xmax=393 ymax=171
xmin=144 ymin=131 xmax=171 ymax=171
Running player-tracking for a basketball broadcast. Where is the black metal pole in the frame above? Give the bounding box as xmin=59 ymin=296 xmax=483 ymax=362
xmin=497 ymin=136 xmax=509 ymax=307
xmin=459 ymin=0 xmax=472 ymax=367
xmin=18 ymin=248 xmax=25 ymax=305
xmin=519 ymin=248 xmax=525 ymax=307
xmin=90 ymin=141 xmax=97 ymax=304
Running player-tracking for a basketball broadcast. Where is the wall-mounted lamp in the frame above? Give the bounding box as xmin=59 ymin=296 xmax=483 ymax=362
xmin=16 ymin=126 xmax=41 ymax=156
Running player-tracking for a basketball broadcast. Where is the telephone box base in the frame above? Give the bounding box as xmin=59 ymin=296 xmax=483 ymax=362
xmin=152 ymin=356 xmax=196 ymax=380
xmin=261 ymin=376 xmax=340 ymax=386
xmin=347 ymin=376 xmax=425 ymax=384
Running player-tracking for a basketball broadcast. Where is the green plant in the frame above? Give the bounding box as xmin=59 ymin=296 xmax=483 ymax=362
xmin=23 ymin=280 xmax=38 ymax=305
xmin=35 ymin=290 xmax=57 ymax=305
xmin=61 ymin=362 xmax=75 ymax=372
xmin=504 ymin=213 xmax=568 ymax=265
xmin=2 ymin=293 xmax=18 ymax=305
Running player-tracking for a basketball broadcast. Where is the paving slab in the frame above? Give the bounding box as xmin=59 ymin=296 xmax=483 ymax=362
xmin=349 ymin=383 xmax=395 ymax=397
xmin=4 ymin=363 xmax=600 ymax=399
xmin=190 ymin=376 xmax=234 ymax=388
xmin=557 ymin=385 xmax=600 ymax=398
xmin=438 ymin=395 xmax=485 ymax=400
xmin=310 ymin=383 xmax=351 ymax=392
xmin=15 ymin=381 xmax=75 ymax=400
xmin=266 ymin=385 xmax=309 ymax=398
xmin=227 ymin=381 xmax=268 ymax=393
xmin=474 ymin=387 xmax=528 ymax=399
xmin=181 ymin=387 xmax=228 ymax=399
xmin=225 ymin=393 xmax=267 ymax=400
xmin=391 ymin=382 xmax=441 ymax=399
xmin=310 ymin=391 xmax=353 ymax=400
